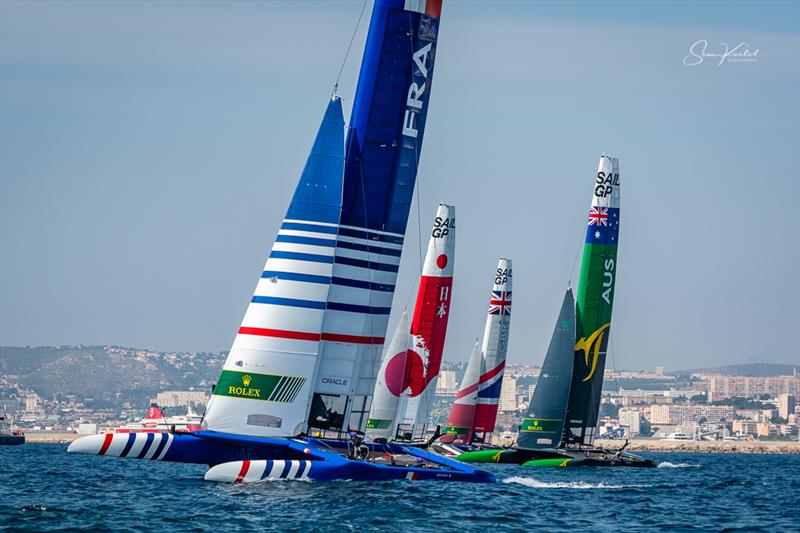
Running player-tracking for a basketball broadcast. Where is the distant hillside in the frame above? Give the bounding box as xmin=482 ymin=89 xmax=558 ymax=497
xmin=0 ymin=345 xmax=224 ymax=408
xmin=678 ymin=363 xmax=799 ymax=377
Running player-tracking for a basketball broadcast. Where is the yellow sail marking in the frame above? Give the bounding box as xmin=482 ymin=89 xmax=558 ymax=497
xmin=574 ymin=323 xmax=610 ymax=382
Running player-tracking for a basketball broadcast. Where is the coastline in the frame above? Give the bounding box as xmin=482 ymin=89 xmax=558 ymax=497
xmin=601 ymin=438 xmax=800 ymax=454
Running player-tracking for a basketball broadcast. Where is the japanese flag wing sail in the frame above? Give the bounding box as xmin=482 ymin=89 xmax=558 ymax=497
xmin=306 ymin=0 xmax=444 ymax=433
xmin=365 ymin=310 xmax=410 ymax=437
xmin=517 ymin=288 xmax=575 ymax=450
xmin=397 ymin=203 xmax=456 ymax=431
xmin=564 ymin=155 xmax=620 ymax=445
xmin=442 ymin=340 xmax=482 ymax=444
xmin=472 ymin=258 xmax=513 ymax=436
xmin=202 ymin=98 xmax=345 ymax=437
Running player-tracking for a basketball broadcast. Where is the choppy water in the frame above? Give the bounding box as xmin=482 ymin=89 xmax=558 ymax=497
xmin=1 ymin=444 xmax=798 ymax=532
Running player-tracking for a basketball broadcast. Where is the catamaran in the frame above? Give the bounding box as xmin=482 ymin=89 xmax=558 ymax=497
xmin=69 ymin=0 xmax=493 ymax=483
xmin=366 ymin=203 xmax=455 ymax=442
xmin=458 ymin=155 xmax=654 ymax=467
xmin=433 ymin=258 xmax=512 ymax=453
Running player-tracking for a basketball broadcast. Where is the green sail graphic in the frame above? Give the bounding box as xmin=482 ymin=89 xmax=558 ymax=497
xmin=564 ymin=155 xmax=620 ymax=445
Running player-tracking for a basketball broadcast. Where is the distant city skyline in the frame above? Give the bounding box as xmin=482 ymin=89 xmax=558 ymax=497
xmin=1 ymin=1 xmax=798 ymax=370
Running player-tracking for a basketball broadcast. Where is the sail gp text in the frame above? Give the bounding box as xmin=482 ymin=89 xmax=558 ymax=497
xmin=595 ymin=171 xmax=619 ymax=198
xmin=402 ymin=42 xmax=433 ymax=138
xmin=432 ymin=216 xmax=454 ymax=238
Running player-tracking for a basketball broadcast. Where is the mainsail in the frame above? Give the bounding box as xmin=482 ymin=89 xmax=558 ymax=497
xmin=202 ymin=0 xmax=443 ymax=437
xmin=564 ymin=155 xmax=620 ymax=445
xmin=366 ymin=203 xmax=456 ymax=438
xmin=517 ymin=288 xmax=575 ymax=449
xmin=471 ymin=258 xmax=513 ymax=439
xmin=442 ymin=341 xmax=482 ymax=444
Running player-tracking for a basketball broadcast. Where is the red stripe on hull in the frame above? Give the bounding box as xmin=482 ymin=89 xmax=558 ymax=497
xmin=97 ymin=433 xmax=114 ymax=456
xmin=234 ymin=460 xmax=251 ymax=484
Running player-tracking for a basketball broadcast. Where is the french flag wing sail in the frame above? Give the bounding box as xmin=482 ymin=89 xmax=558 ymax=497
xmin=202 ymin=98 xmax=345 ymax=437
xmin=365 ymin=310 xmax=410 ymax=437
xmin=442 ymin=341 xmax=482 ymax=444
xmin=396 ymin=203 xmax=456 ymax=431
xmin=312 ymin=0 xmax=443 ymax=433
xmin=472 ymin=258 xmax=513 ymax=436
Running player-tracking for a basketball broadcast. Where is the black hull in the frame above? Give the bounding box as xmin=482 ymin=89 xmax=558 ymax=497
xmin=458 ymin=445 xmax=655 ymax=468
xmin=0 ymin=435 xmax=25 ymax=445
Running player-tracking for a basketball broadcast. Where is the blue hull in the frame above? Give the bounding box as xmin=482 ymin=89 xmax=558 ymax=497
xmin=67 ymin=431 xmax=495 ymax=483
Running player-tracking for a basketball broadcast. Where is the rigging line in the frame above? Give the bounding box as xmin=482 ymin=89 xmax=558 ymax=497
xmin=333 ymin=0 xmax=369 ymax=95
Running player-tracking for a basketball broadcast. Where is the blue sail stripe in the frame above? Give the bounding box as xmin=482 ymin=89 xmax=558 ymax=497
xmin=261 ymin=271 xmax=332 ymax=285
xmin=269 ymin=251 xmax=334 ymax=264
xmin=326 ymin=302 xmax=392 ymax=315
xmin=276 ymin=235 xmax=336 ymax=247
xmin=337 ymin=226 xmax=404 ymax=245
xmin=136 ymin=433 xmax=155 ymax=459
xmin=335 ymin=240 xmax=402 ymax=257
xmin=334 ymin=256 xmax=399 ymax=272
xmin=281 ymin=222 xmax=338 ymax=235
xmin=251 ymin=296 xmax=326 ymax=310
xmin=331 ymin=277 xmax=395 ymax=292
xmin=119 ymin=433 xmax=136 ymax=458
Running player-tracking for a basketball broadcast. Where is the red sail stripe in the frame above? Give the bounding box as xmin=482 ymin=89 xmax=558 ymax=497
xmin=478 ymin=360 xmax=506 ymax=384
xmin=237 ymin=327 xmax=383 ymax=345
xmin=426 ymin=0 xmax=442 ymax=18
xmin=98 ymin=433 xmax=114 ymax=456
xmin=234 ymin=460 xmax=251 ymax=484
xmin=455 ymin=381 xmax=480 ymax=399
xmin=321 ymin=332 xmax=385 ymax=344
xmin=238 ymin=327 xmax=320 ymax=341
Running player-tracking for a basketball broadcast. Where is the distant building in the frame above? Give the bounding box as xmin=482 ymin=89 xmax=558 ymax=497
xmin=778 ymin=394 xmax=796 ymax=420
xmin=732 ymin=420 xmax=758 ymax=436
xmin=435 ymin=371 xmax=457 ymax=395
xmin=618 ymin=408 xmax=642 ymax=436
xmin=152 ymin=390 xmax=208 ymax=409
xmin=656 ymin=366 xmax=665 ymax=376
xmin=499 ymin=376 xmax=518 ymax=412
xmin=649 ymin=405 xmax=734 ymax=425
xmin=527 ymin=384 xmax=536 ymax=402
xmin=707 ymin=375 xmax=800 ymax=401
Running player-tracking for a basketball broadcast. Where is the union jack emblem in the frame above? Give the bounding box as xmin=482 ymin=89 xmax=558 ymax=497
xmin=588 ymin=206 xmax=608 ymax=226
xmin=488 ymin=291 xmax=512 ymax=316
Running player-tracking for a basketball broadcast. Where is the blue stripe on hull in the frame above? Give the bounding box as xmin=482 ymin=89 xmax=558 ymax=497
xmin=136 ymin=433 xmax=155 ymax=459
xmin=119 ymin=433 xmax=136 ymax=458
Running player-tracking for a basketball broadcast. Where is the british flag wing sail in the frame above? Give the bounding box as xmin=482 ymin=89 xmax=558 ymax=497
xmin=396 ymin=203 xmax=456 ymax=433
xmin=364 ymin=310 xmax=410 ymax=437
xmin=472 ymin=258 xmax=513 ymax=438
xmin=442 ymin=340 xmax=482 ymax=444
xmin=202 ymin=0 xmax=443 ymax=437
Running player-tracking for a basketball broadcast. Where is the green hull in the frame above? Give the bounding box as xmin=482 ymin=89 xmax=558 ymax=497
xmin=522 ymin=457 xmax=572 ymax=467
xmin=457 ymin=449 xmax=505 ymax=463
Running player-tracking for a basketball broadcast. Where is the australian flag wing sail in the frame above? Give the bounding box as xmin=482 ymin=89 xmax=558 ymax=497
xmin=517 ymin=288 xmax=575 ymax=450
xmin=564 ymin=156 xmax=620 ymax=445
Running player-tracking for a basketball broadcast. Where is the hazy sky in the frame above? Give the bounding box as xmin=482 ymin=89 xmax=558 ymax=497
xmin=1 ymin=1 xmax=798 ymax=371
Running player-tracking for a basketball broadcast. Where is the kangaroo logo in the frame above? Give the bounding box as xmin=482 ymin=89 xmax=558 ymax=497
xmin=574 ymin=323 xmax=610 ymax=382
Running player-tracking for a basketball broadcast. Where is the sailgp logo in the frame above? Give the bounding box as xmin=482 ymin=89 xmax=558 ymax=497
xmin=575 ymin=323 xmax=610 ymax=382
xmin=402 ymin=42 xmax=434 ymax=138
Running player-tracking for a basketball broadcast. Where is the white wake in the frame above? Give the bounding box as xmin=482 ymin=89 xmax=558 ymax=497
xmin=657 ymin=461 xmax=698 ymax=468
xmin=502 ymin=477 xmax=652 ymax=489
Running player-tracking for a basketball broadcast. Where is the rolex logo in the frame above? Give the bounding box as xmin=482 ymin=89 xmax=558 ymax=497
xmin=242 ymin=374 xmax=252 ymax=387
xmin=533 ymin=420 xmax=539 ymax=426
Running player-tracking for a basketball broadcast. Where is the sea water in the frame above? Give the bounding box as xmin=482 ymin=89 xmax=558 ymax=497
xmin=1 ymin=444 xmax=798 ymax=532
